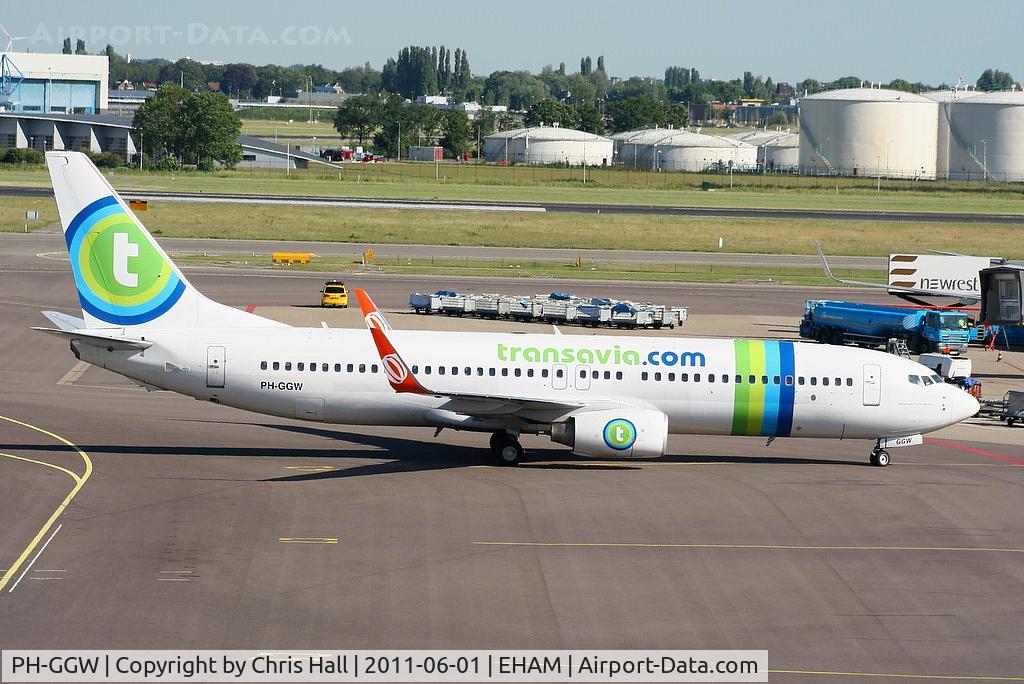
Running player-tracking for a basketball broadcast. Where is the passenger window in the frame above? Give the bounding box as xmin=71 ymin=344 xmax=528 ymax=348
xmin=748 ymin=375 xmax=756 ymax=384
xmin=285 ymin=362 xmax=292 ymax=371
xmin=489 ymin=368 xmax=496 ymax=376
xmin=346 ymin=363 xmax=354 ymax=372
xmin=465 ymin=367 xmax=471 ymax=375
xmin=615 ymin=371 xmax=623 ymax=380
xmin=543 ymin=369 xmax=550 ymax=378
xmin=412 ymin=365 xmax=419 ymax=373
xmin=371 ymin=365 xmax=378 ymax=373
xmin=297 ymin=362 xmax=305 ymax=371
xmin=735 ymin=374 xmax=742 ymax=383
xmin=322 ymin=363 xmax=329 ymax=372
xmin=761 ymin=375 xmax=768 ymax=384
xmin=835 ymin=377 xmax=841 ymax=386
xmin=708 ymin=374 xmax=715 ymax=383
xmin=908 ymin=375 xmax=921 ymax=385
xmin=654 ymin=372 xmax=662 ymax=381
xmin=786 ymin=376 xmax=794 ymax=386
xmin=334 ymin=363 xmax=341 ymax=372
xmin=272 ymin=361 xmax=280 ymax=371
xmin=932 ymin=374 xmax=942 ymax=384
xmin=514 ymin=368 xmax=522 ymax=377
xmin=528 ymin=369 xmax=535 ymax=377
xmin=604 ymin=371 xmax=611 ymax=380
xmin=694 ymin=374 xmax=701 ymax=382
xmin=922 ymin=375 xmax=934 ymax=385
xmin=798 ymin=376 xmax=805 ymax=385
xmin=439 ymin=366 xmax=446 ymax=375
xmin=556 ymin=369 xmax=564 ymax=378
xmin=681 ymin=373 xmax=689 ymax=382
xmin=846 ymin=378 xmax=853 ymax=386
xmin=477 ymin=368 xmax=484 ymax=376
xmin=579 ymin=369 xmax=586 ymax=378
xmin=641 ymin=372 xmax=649 ymax=381
xmin=501 ymin=368 xmax=509 ymax=376
xmin=591 ymin=370 xmax=599 ymax=379
xmin=359 ymin=364 xmax=366 ymax=373
xmin=452 ymin=367 xmax=459 ymax=376
xmin=773 ymin=376 xmax=780 ymax=385
xmin=667 ymin=372 xmax=675 ymax=381
xmin=810 ymin=377 xmax=817 ymax=386
xmin=722 ymin=374 xmax=729 ymax=383
xmin=822 ymin=377 xmax=830 ymax=386
xmin=310 ymin=364 xmax=316 ymax=373
xmin=260 ymin=361 xmax=267 ymax=370
xmin=424 ymin=366 xmax=432 ymax=375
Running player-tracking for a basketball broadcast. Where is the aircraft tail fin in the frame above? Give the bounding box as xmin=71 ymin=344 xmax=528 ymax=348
xmin=45 ymin=151 xmax=283 ymax=330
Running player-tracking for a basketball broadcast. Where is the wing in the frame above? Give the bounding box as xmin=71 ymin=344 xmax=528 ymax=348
xmin=353 ymin=288 xmax=582 ymax=417
xmin=816 ymin=242 xmax=980 ymax=303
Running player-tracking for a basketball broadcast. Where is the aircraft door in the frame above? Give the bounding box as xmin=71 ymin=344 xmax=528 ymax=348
xmin=575 ymin=365 xmax=592 ymax=391
xmin=206 ymin=346 xmax=225 ymax=388
xmin=863 ymin=363 xmax=881 ymax=406
xmin=552 ymin=364 xmax=568 ymax=390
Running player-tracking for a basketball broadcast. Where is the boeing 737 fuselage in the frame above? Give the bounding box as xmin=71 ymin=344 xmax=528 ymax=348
xmin=35 ymin=152 xmax=980 ymax=467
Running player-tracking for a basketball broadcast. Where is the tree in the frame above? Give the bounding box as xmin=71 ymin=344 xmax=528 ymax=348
xmin=62 ymin=38 xmax=72 ymax=54
xmin=179 ymin=92 xmax=242 ymax=167
xmin=483 ymin=70 xmax=549 ymax=110
xmin=577 ymin=102 xmax=605 ymax=134
xmin=221 ymin=63 xmax=257 ymax=98
xmin=134 ymin=85 xmax=190 ymax=159
xmin=597 ymin=56 xmax=605 ymax=73
xmin=159 ymin=59 xmax=207 ymax=91
xmin=766 ymin=111 xmax=789 ymax=127
xmin=558 ymin=62 xmax=566 ymax=76
xmin=439 ymin=109 xmax=471 ymax=157
xmin=525 ymin=99 xmax=578 ymax=128
xmin=75 ymin=38 xmax=86 ymax=54
xmin=664 ymin=103 xmax=688 ymax=129
xmin=977 ymin=68 xmax=1015 ymax=91
xmin=333 ymin=94 xmax=383 ymax=145
xmin=606 ymin=96 xmax=665 ymax=133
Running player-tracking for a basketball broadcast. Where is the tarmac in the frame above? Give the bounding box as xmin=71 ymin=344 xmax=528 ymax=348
xmin=1 ymin=251 xmax=1023 ymax=681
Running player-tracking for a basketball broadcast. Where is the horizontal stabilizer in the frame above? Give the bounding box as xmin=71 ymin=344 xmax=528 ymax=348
xmin=32 ymin=326 xmax=153 ymax=350
xmin=41 ymin=310 xmax=86 ymax=332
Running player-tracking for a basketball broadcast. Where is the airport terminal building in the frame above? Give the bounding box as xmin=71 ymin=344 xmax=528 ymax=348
xmin=1 ymin=51 xmax=108 ymax=114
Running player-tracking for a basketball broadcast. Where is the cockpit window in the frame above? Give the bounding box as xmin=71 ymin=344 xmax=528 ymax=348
xmin=922 ymin=375 xmax=935 ymax=385
xmin=908 ymin=375 xmax=921 ymax=385
xmin=931 ymin=374 xmax=943 ymax=384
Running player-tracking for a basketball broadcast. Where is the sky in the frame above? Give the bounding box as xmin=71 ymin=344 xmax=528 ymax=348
xmin=4 ymin=0 xmax=1021 ymax=86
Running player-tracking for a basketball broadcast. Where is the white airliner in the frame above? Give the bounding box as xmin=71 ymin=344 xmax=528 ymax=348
xmin=35 ymin=151 xmax=979 ymax=467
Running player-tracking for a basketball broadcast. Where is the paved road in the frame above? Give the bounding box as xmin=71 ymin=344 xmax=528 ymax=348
xmin=5 ymin=185 xmax=1024 ymax=223
xmin=1 ymin=268 xmax=1023 ymax=682
xmin=1 ymin=232 xmax=887 ymax=270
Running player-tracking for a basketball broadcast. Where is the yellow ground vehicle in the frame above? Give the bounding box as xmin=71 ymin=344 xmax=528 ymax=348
xmin=320 ymin=280 xmax=349 ymax=308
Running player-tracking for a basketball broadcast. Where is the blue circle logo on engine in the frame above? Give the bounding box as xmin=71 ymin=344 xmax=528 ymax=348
xmin=603 ymin=418 xmax=637 ymax=450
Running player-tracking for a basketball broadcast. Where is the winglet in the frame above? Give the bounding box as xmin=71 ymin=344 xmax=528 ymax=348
xmin=354 ymin=288 xmax=431 ymax=395
xmin=816 ymin=241 xmax=841 ymax=283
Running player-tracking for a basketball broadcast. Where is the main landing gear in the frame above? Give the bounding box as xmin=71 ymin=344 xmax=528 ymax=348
xmin=869 ymin=445 xmax=891 ymax=467
xmin=490 ymin=431 xmax=524 ymax=466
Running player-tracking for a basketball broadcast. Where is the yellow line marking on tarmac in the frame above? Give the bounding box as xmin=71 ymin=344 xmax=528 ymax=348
xmin=277 ymin=537 xmax=339 ymax=544
xmin=0 ymin=415 xmax=92 ymax=594
xmin=769 ymin=668 xmax=1024 ymax=681
xmin=0 ymin=452 xmax=84 ymax=485
xmin=56 ymin=361 xmax=90 ymax=386
xmin=472 ymin=541 xmax=1024 ymax=554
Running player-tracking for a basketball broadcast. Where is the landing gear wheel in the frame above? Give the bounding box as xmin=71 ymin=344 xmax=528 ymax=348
xmin=870 ymin=449 xmax=890 ymax=467
xmin=491 ymin=433 xmax=523 ymax=466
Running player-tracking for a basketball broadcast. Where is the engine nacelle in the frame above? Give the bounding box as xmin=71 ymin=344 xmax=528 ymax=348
xmin=551 ymin=408 xmax=668 ymax=458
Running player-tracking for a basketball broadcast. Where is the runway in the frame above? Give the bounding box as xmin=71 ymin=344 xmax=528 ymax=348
xmin=1 ymin=264 xmax=1023 ymax=681
xmin=1 ymin=231 xmax=886 ymax=270
xmin=5 ymin=185 xmax=1024 ymax=224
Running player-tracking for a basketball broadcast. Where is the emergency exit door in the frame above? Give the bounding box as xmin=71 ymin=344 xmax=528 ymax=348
xmin=207 ymin=346 xmax=225 ymax=388
xmin=862 ymin=363 xmax=880 ymax=406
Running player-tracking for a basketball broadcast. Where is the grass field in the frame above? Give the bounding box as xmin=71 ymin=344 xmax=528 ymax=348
xmin=239 ymin=118 xmax=340 ymax=139
xmin=3 ymin=162 xmax=1024 ymax=215
xmin=4 ymin=197 xmax=1021 ymax=259
xmin=174 ymin=253 xmax=884 ymax=287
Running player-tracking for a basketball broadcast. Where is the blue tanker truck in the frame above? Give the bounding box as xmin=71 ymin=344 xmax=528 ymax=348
xmin=799 ymin=300 xmax=972 ymax=354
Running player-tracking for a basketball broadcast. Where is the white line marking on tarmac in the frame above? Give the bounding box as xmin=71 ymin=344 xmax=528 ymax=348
xmin=9 ymin=524 xmax=62 ymax=594
xmin=56 ymin=361 xmax=89 ymax=386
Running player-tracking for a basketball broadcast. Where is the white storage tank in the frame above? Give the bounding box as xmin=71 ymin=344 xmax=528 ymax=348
xmin=727 ymin=130 xmax=800 ymax=171
xmin=621 ymin=129 xmax=757 ymax=172
xmin=926 ymin=90 xmax=1024 ymax=181
xmin=483 ymin=126 xmax=613 ymax=166
xmin=799 ymin=88 xmax=938 ymax=179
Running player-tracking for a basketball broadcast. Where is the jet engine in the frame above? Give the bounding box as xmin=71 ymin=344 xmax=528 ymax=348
xmin=551 ymin=408 xmax=669 ymax=458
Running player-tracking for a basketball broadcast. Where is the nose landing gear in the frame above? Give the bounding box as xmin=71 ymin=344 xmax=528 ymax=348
xmin=870 ymin=446 xmax=890 ymax=467
xmin=490 ymin=431 xmax=524 ymax=466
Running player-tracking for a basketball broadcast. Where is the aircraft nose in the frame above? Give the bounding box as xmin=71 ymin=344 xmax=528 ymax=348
xmin=952 ymin=389 xmax=980 ymax=423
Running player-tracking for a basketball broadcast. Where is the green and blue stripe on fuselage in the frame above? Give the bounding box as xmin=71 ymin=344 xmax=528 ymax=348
xmin=731 ymin=340 xmax=796 ymax=437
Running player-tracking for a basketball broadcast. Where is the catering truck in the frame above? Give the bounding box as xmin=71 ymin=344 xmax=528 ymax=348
xmin=799 ymin=300 xmax=972 ymax=354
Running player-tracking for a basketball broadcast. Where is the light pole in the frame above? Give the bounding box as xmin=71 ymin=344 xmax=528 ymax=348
xmin=47 ymin=67 xmax=52 ymax=113
xmin=307 ymin=76 xmax=313 ymax=124
xmin=979 ymin=139 xmax=988 ymax=181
